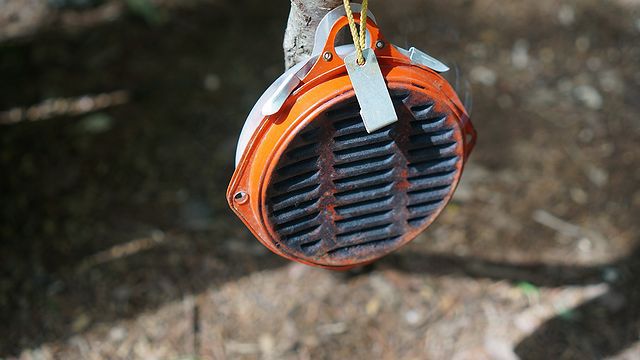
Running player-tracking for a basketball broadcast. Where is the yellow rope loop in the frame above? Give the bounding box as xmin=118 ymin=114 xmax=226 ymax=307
xmin=343 ymin=0 xmax=369 ymax=65
xmin=359 ymin=0 xmax=368 ymax=53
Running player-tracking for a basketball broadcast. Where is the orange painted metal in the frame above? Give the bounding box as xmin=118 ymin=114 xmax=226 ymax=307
xmin=227 ymin=13 xmax=476 ymax=270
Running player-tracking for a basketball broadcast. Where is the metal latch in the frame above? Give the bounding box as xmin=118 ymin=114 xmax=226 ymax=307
xmin=344 ymin=48 xmax=398 ymax=133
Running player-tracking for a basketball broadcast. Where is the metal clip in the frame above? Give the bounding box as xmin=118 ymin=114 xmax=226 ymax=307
xmin=261 ymin=56 xmax=317 ymax=116
xmin=395 ymin=46 xmax=450 ymax=73
xmin=344 ymin=48 xmax=398 ymax=133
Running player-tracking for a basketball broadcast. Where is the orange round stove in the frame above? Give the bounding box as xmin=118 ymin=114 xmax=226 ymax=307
xmin=227 ymin=4 xmax=476 ymax=270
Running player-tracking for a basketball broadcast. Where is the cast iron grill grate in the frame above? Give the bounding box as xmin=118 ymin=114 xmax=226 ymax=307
xmin=265 ymin=92 xmax=463 ymax=265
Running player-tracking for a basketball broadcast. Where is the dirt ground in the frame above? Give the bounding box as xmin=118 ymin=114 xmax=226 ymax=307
xmin=1 ymin=0 xmax=639 ymax=359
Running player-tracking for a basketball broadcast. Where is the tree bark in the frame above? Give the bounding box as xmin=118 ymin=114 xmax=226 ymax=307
xmin=283 ymin=0 xmax=361 ymax=70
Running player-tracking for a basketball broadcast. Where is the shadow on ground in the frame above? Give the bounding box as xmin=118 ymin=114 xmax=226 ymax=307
xmin=0 ymin=1 xmax=292 ymax=355
xmin=380 ymin=247 xmax=640 ymax=359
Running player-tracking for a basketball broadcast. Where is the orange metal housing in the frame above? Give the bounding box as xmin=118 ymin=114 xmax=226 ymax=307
xmin=227 ymin=12 xmax=476 ymax=270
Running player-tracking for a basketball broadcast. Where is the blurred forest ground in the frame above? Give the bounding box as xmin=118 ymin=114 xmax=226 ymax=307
xmin=1 ymin=0 xmax=639 ymax=359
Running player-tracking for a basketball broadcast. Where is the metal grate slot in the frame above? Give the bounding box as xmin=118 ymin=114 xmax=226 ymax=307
xmin=334 ymin=195 xmax=395 ymax=217
xmin=410 ymin=116 xmax=447 ymax=132
xmin=326 ymin=101 xmax=360 ymax=121
xmin=407 ymin=157 xmax=458 ymax=177
xmin=269 ymin=184 xmax=322 ymax=212
xmin=335 ymin=224 xmax=397 ymax=244
xmin=275 ymin=213 xmax=322 ymax=237
xmin=276 ymin=156 xmax=320 ymax=178
xmin=333 ymin=168 xmax=396 ymax=191
xmin=410 ymin=103 xmax=435 ymax=119
xmin=409 ymin=129 xmax=456 ymax=146
xmin=271 ymin=201 xmax=320 ymax=224
xmin=336 ymin=210 xmax=395 ymax=234
xmin=327 ymin=236 xmax=403 ymax=258
xmin=407 ymin=200 xmax=444 ymax=218
xmin=407 ymin=142 xmax=458 ymax=162
xmin=271 ymin=170 xmax=321 ymax=194
xmin=407 ymin=185 xmax=451 ymax=205
xmin=334 ymin=140 xmax=395 ymax=164
xmin=333 ymin=154 xmax=396 ymax=178
xmin=286 ymin=225 xmax=323 ymax=245
xmin=407 ymin=170 xmax=458 ymax=191
xmin=334 ymin=182 xmax=395 ymax=203
xmin=333 ymin=117 xmax=367 ymax=136
xmin=333 ymin=127 xmax=394 ymax=150
xmin=284 ymin=142 xmax=320 ymax=161
xmin=299 ymin=127 xmax=321 ymax=142
xmin=300 ymin=239 xmax=322 ymax=254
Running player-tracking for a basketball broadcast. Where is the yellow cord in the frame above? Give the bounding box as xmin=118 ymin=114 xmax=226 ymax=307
xmin=343 ymin=0 xmax=369 ymax=65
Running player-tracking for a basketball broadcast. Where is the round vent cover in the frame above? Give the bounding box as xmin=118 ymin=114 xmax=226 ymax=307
xmin=227 ymin=5 xmax=476 ymax=269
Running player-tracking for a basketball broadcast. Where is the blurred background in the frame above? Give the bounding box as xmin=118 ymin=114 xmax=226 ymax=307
xmin=1 ymin=0 xmax=639 ymax=359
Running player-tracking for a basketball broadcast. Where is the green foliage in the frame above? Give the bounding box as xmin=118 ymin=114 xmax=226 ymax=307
xmin=517 ymin=281 xmax=540 ymax=298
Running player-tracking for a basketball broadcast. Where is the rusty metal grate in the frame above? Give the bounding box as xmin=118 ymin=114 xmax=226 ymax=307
xmin=265 ymin=91 xmax=462 ymax=265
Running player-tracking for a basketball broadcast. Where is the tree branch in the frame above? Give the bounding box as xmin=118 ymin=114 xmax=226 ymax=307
xmin=283 ymin=0 xmax=361 ymax=70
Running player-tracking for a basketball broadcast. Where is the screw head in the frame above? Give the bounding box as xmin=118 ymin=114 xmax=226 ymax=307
xmin=323 ymin=51 xmax=333 ymax=61
xmin=234 ymin=191 xmax=249 ymax=204
xmin=375 ymin=40 xmax=385 ymax=49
